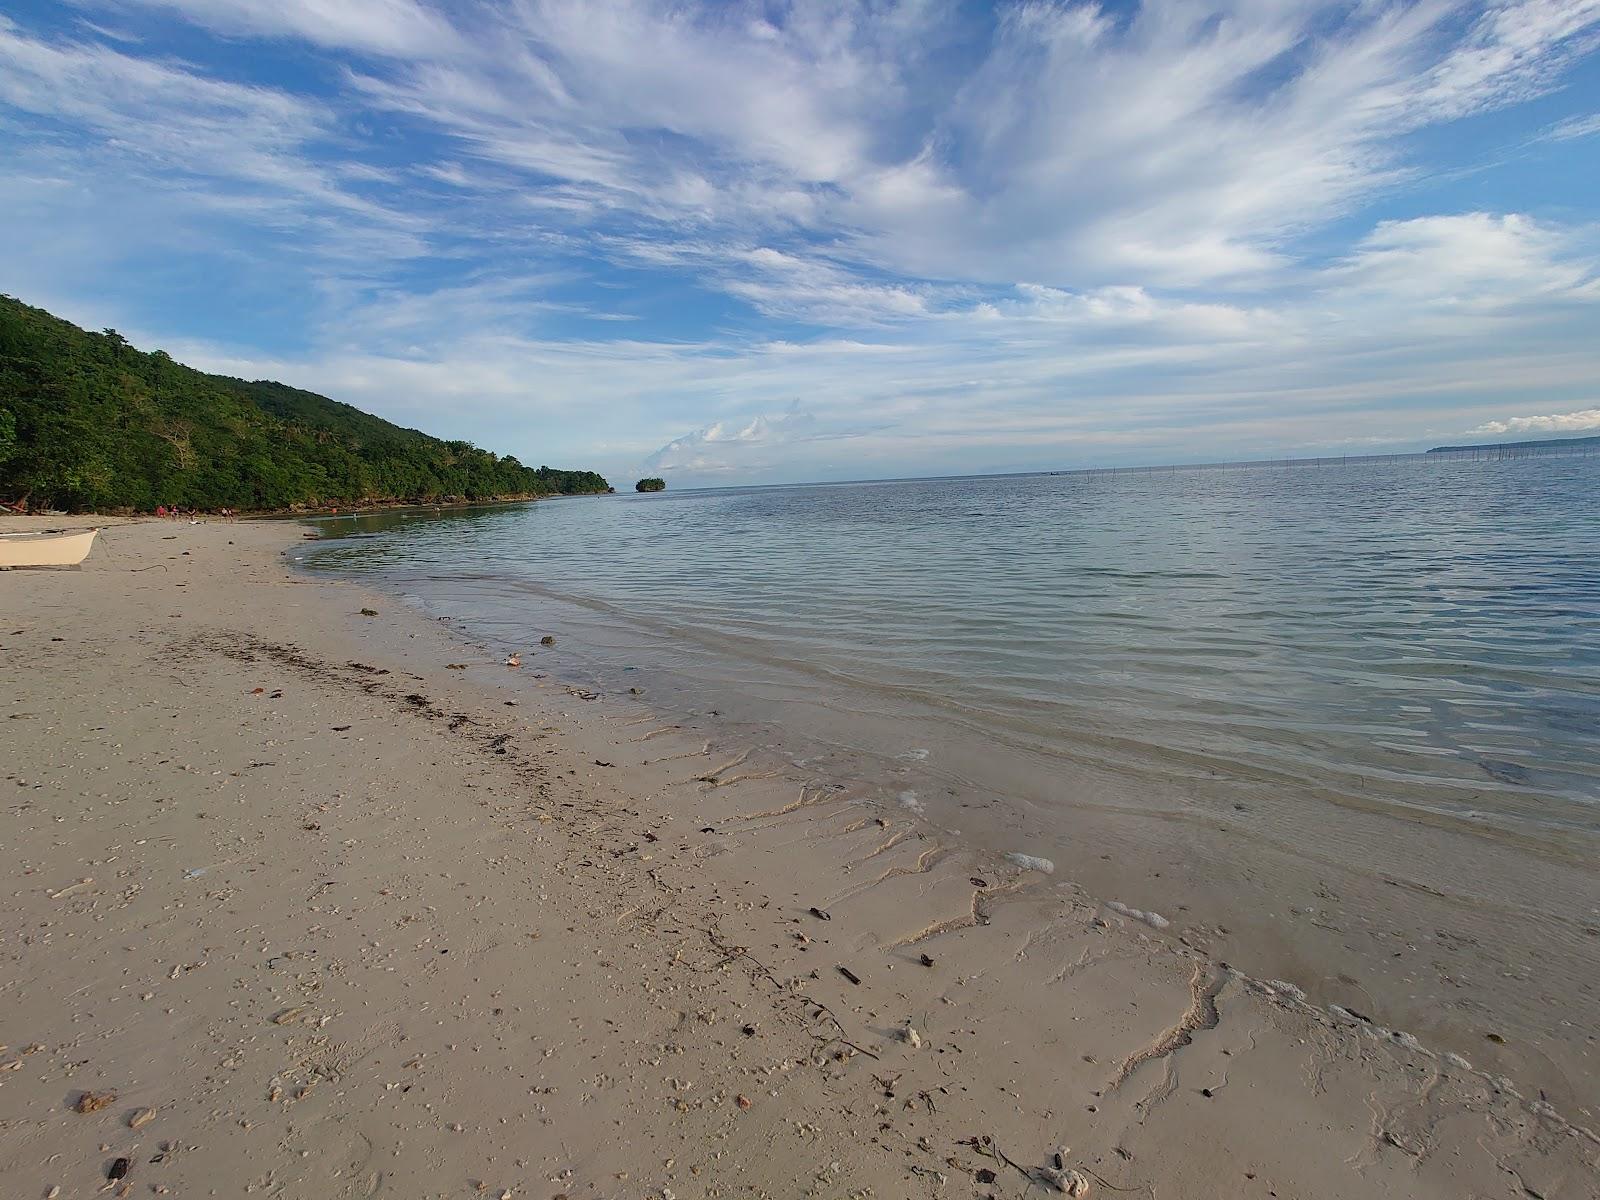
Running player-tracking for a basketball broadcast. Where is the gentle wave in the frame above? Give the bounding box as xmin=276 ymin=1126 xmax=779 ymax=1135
xmin=292 ymin=459 xmax=1600 ymax=861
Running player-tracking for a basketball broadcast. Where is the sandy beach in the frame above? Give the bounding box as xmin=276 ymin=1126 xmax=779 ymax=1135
xmin=3 ymin=516 xmax=1597 ymax=1200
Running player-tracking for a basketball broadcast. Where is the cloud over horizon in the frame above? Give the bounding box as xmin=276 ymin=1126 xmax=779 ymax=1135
xmin=2 ymin=1 xmax=1599 ymax=484
xmin=1467 ymin=406 xmax=1600 ymax=435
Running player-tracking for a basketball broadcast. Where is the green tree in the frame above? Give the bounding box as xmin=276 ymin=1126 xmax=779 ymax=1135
xmin=0 ymin=294 xmax=611 ymax=512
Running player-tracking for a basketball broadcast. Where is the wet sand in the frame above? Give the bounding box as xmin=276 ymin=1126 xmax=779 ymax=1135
xmin=2 ymin=516 xmax=1597 ymax=1199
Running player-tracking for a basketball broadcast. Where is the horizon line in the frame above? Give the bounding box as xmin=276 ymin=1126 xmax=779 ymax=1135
xmin=656 ymin=431 xmax=1600 ymax=494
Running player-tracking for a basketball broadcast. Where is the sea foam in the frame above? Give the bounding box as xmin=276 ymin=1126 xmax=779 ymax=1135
xmin=1006 ymin=852 xmax=1055 ymax=873
xmin=1106 ymin=900 xmax=1169 ymax=929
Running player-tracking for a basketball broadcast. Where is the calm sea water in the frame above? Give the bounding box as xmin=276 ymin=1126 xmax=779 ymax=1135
xmin=292 ymin=455 xmax=1600 ymax=1104
xmin=296 ymin=456 xmax=1600 ymax=833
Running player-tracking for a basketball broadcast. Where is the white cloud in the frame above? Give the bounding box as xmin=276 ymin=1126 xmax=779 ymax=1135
xmin=149 ymin=209 xmax=1598 ymax=485
xmin=0 ymin=16 xmax=317 ymax=161
xmin=644 ymin=408 xmax=837 ymax=475
xmin=839 ymin=0 xmax=1600 ymax=286
xmin=1537 ymin=111 xmax=1600 ymax=141
xmin=5 ymin=4 xmax=1600 ymax=484
xmin=22 ymin=1 xmax=1600 ymax=304
xmin=719 ymin=247 xmax=938 ymax=323
xmin=0 ymin=15 xmax=421 ymax=255
xmin=1418 ymin=0 xmax=1600 ymax=119
xmin=1326 ymin=213 xmax=1600 ymax=309
xmin=995 ymin=284 xmax=1276 ymax=340
xmin=1466 ymin=407 xmax=1600 ymax=435
xmin=279 ymin=0 xmax=1600 ymax=291
xmin=111 ymin=0 xmax=463 ymax=57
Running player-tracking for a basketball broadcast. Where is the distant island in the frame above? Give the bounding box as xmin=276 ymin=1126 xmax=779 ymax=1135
xmin=1427 ymin=432 xmax=1600 ymax=454
xmin=0 ymin=294 xmax=609 ymax=513
xmin=635 ymin=477 xmax=666 ymax=492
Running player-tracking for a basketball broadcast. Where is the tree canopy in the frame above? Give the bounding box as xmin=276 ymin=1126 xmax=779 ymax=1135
xmin=635 ymin=477 xmax=666 ymax=492
xmin=0 ymin=294 xmax=609 ymax=512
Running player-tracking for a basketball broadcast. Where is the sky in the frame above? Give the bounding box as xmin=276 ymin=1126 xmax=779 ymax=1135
xmin=2 ymin=1 xmax=1598 ymax=487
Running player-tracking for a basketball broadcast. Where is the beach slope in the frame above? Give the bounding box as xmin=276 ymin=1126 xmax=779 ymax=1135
xmin=2 ymin=518 xmax=1595 ymax=1198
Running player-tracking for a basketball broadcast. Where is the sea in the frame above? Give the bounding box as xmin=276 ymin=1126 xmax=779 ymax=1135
xmin=292 ymin=452 xmax=1600 ymax=1112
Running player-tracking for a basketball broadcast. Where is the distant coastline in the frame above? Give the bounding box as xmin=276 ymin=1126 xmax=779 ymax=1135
xmin=1070 ymin=432 xmax=1600 ymax=478
xmin=1426 ymin=431 xmax=1600 ymax=454
xmin=651 ymin=434 xmax=1600 ymax=496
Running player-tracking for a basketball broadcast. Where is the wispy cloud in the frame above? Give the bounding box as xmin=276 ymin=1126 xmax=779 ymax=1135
xmin=645 ymin=407 xmax=852 ymax=475
xmin=1326 ymin=213 xmax=1600 ymax=310
xmin=308 ymin=0 xmax=1600 ymax=292
xmin=3 ymin=2 xmax=1600 ymax=483
xmin=111 ymin=0 xmax=464 ymax=57
xmin=0 ymin=14 xmax=424 ymax=262
xmin=1536 ymin=111 xmax=1600 ymax=141
xmin=168 ymin=212 xmax=1600 ymax=481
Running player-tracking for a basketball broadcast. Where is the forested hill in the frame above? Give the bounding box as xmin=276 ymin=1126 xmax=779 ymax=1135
xmin=0 ymin=295 xmax=609 ymax=512
xmin=1427 ymin=433 xmax=1600 ymax=454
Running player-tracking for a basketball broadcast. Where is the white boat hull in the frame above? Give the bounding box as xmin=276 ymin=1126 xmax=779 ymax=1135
xmin=0 ymin=528 xmax=99 ymax=568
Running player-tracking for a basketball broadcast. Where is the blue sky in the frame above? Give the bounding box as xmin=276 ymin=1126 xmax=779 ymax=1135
xmin=2 ymin=1 xmax=1598 ymax=486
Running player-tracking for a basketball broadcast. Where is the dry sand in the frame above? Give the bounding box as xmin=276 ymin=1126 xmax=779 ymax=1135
xmin=2 ymin=516 xmax=1597 ymax=1199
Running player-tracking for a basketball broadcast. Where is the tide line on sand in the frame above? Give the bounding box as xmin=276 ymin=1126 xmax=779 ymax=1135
xmin=3 ymin=515 xmax=1595 ymax=1200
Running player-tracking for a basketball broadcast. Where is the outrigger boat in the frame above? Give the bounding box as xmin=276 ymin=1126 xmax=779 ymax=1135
xmin=0 ymin=528 xmax=99 ymax=569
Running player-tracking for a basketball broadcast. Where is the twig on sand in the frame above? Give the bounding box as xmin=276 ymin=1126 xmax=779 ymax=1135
xmin=701 ymin=919 xmax=881 ymax=1060
xmin=1083 ymin=1167 xmax=1144 ymax=1193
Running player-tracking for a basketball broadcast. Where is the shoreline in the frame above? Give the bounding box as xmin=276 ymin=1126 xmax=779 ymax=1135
xmin=3 ymin=517 xmax=1597 ymax=1198
xmin=256 ymin=492 xmax=615 ymax=521
xmin=1 ymin=491 xmax=610 ymax=524
xmin=297 ymin=508 xmax=1600 ymax=1123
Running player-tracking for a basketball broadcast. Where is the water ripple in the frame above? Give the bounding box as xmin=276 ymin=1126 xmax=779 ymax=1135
xmin=297 ymin=457 xmax=1600 ymax=833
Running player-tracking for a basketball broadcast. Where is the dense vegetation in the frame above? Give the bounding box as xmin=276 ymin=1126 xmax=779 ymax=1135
xmin=0 ymin=295 xmax=609 ymax=512
xmin=635 ymin=477 xmax=666 ymax=492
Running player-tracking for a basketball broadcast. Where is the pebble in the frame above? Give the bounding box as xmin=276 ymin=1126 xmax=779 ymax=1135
xmin=1037 ymin=1166 xmax=1090 ymax=1195
xmin=75 ymin=1091 xmax=116 ymax=1114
